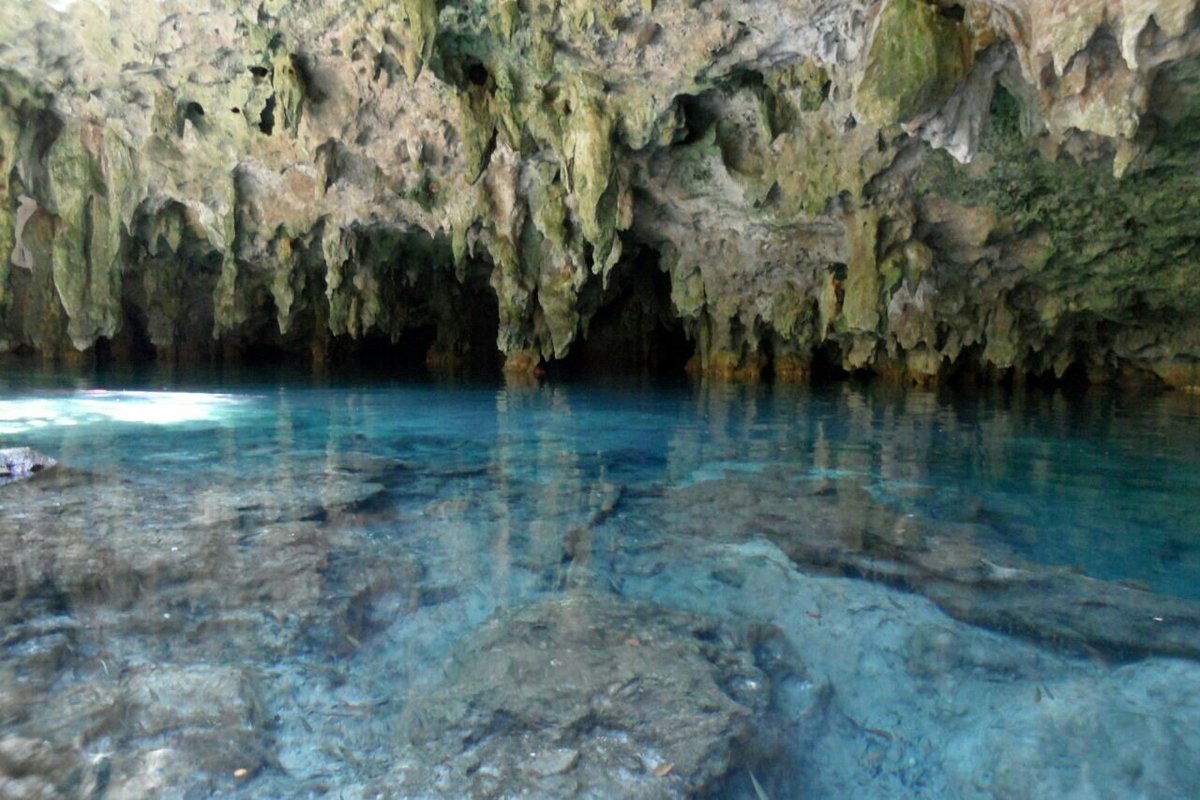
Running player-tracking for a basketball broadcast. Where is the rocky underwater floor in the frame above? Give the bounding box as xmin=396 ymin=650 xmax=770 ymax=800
xmin=0 ymin=373 xmax=1199 ymax=799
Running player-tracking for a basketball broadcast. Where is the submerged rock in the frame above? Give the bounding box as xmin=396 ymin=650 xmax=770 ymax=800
xmin=0 ymin=665 xmax=272 ymax=799
xmin=0 ymin=448 xmax=56 ymax=487
xmin=941 ymin=657 xmax=1200 ymax=799
xmin=663 ymin=468 xmax=1200 ymax=661
xmin=0 ymin=437 xmax=500 ymax=797
xmin=383 ymin=591 xmax=779 ymax=798
xmin=0 ymin=736 xmax=80 ymax=800
xmin=633 ymin=532 xmax=1200 ymax=800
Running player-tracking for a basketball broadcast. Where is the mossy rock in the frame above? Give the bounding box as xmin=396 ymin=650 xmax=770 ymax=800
xmin=856 ymin=0 xmax=971 ymax=127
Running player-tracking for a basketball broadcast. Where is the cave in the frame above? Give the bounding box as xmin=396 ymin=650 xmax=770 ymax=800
xmin=2 ymin=4 xmax=1200 ymax=800
xmin=545 ymin=246 xmax=693 ymax=379
xmin=325 ymin=327 xmax=438 ymax=373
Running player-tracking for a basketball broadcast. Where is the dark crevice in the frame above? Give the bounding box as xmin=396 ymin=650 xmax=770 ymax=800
xmin=373 ymin=48 xmax=404 ymax=85
xmin=937 ymin=3 xmax=966 ymax=22
xmin=430 ymin=28 xmax=494 ymax=92
xmin=808 ymin=342 xmax=851 ymax=382
xmin=92 ymin=336 xmax=114 ymax=366
xmin=31 ymin=108 xmax=64 ymax=161
xmin=235 ymin=339 xmax=292 ymax=368
xmin=479 ymin=126 xmax=499 ymax=172
xmin=259 ymin=94 xmax=276 ymax=135
xmin=547 ymin=246 xmax=694 ymax=378
xmin=673 ymin=92 xmax=720 ymax=145
xmin=466 ymin=61 xmax=490 ymax=87
xmin=118 ymin=294 xmax=157 ymax=364
xmin=326 ymin=329 xmax=439 ymax=372
xmin=290 ymin=52 xmax=327 ymax=104
xmin=182 ymin=101 xmax=206 ymax=134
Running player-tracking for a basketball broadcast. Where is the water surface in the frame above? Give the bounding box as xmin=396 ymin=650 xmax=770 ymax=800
xmin=2 ymin=369 xmax=1198 ymax=798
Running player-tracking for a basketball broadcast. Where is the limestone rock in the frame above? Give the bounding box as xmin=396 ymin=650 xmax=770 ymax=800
xmin=0 ymin=0 xmax=1198 ymax=383
xmin=0 ymin=664 xmax=272 ymax=799
xmin=384 ymin=591 xmax=776 ymax=798
xmin=0 ymin=448 xmax=56 ymax=486
xmin=0 ymin=737 xmax=79 ymax=800
xmin=663 ymin=466 xmax=1200 ymax=661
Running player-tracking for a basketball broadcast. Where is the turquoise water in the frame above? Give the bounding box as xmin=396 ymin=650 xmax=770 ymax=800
xmin=2 ymin=369 xmax=1199 ymax=798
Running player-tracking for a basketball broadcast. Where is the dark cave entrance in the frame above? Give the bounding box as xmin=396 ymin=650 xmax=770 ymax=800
xmin=758 ymin=337 xmax=850 ymax=384
xmin=321 ymin=264 xmax=502 ymax=379
xmin=193 ymin=225 xmax=505 ymax=378
xmin=326 ymin=327 xmax=439 ymax=373
xmin=111 ymin=200 xmax=226 ymax=366
xmin=91 ymin=218 xmax=508 ymax=378
xmin=545 ymin=245 xmax=693 ymax=379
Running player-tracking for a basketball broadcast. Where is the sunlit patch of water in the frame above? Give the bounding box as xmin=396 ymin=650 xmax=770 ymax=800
xmin=0 ymin=390 xmax=252 ymax=433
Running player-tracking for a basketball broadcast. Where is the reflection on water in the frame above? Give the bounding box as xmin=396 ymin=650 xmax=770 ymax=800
xmin=1 ymin=371 xmax=1199 ymax=798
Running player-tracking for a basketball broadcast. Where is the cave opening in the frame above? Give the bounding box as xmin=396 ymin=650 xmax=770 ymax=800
xmin=114 ymin=295 xmax=157 ymax=364
xmin=465 ymin=61 xmax=491 ymax=87
xmin=1034 ymin=360 xmax=1090 ymax=394
xmin=181 ymin=101 xmax=207 ymax=135
xmin=544 ymin=245 xmax=693 ymax=380
xmin=442 ymin=271 xmax=503 ymax=375
xmin=114 ymin=202 xmax=225 ymax=366
xmin=429 ymin=28 xmax=495 ymax=93
xmin=808 ymin=344 xmax=851 ymax=382
xmin=327 ymin=328 xmax=440 ymax=374
xmin=92 ymin=336 xmax=114 ymax=365
xmin=310 ymin=280 xmax=502 ymax=379
xmin=937 ymin=342 xmax=1094 ymax=394
xmin=30 ymin=108 xmax=64 ymax=160
xmin=308 ymin=230 xmax=503 ymax=378
xmin=233 ymin=340 xmax=293 ymax=368
xmin=757 ymin=335 xmax=850 ymax=384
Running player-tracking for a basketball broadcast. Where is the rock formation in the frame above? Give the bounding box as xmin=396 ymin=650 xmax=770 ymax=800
xmin=0 ymin=447 xmax=56 ymax=485
xmin=1 ymin=0 xmax=1199 ymax=385
xmin=384 ymin=592 xmax=780 ymax=797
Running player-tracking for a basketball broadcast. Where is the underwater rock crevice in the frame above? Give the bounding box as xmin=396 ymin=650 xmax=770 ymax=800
xmin=659 ymin=464 xmax=1200 ymax=662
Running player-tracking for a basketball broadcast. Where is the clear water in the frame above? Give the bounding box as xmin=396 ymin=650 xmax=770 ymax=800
xmin=2 ymin=368 xmax=1199 ymax=798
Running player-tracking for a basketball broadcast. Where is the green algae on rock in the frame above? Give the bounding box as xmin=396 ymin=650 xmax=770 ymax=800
xmin=856 ymin=0 xmax=973 ymax=127
xmin=0 ymin=0 xmax=1198 ymax=385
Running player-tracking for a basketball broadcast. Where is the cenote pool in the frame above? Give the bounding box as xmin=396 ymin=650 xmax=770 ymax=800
xmin=1 ymin=369 xmax=1199 ymax=798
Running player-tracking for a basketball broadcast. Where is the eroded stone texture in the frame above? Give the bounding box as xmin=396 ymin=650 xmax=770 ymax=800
xmin=0 ymin=0 xmax=1198 ymax=382
xmin=383 ymin=591 xmax=779 ymax=798
xmin=0 ymin=447 xmax=55 ymax=486
xmin=0 ymin=666 xmax=270 ymax=799
xmin=656 ymin=463 xmax=1200 ymax=661
xmin=0 ymin=448 xmax=427 ymax=797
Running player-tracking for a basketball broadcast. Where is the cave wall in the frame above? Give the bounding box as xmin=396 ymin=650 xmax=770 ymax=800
xmin=0 ymin=0 xmax=1198 ymax=385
